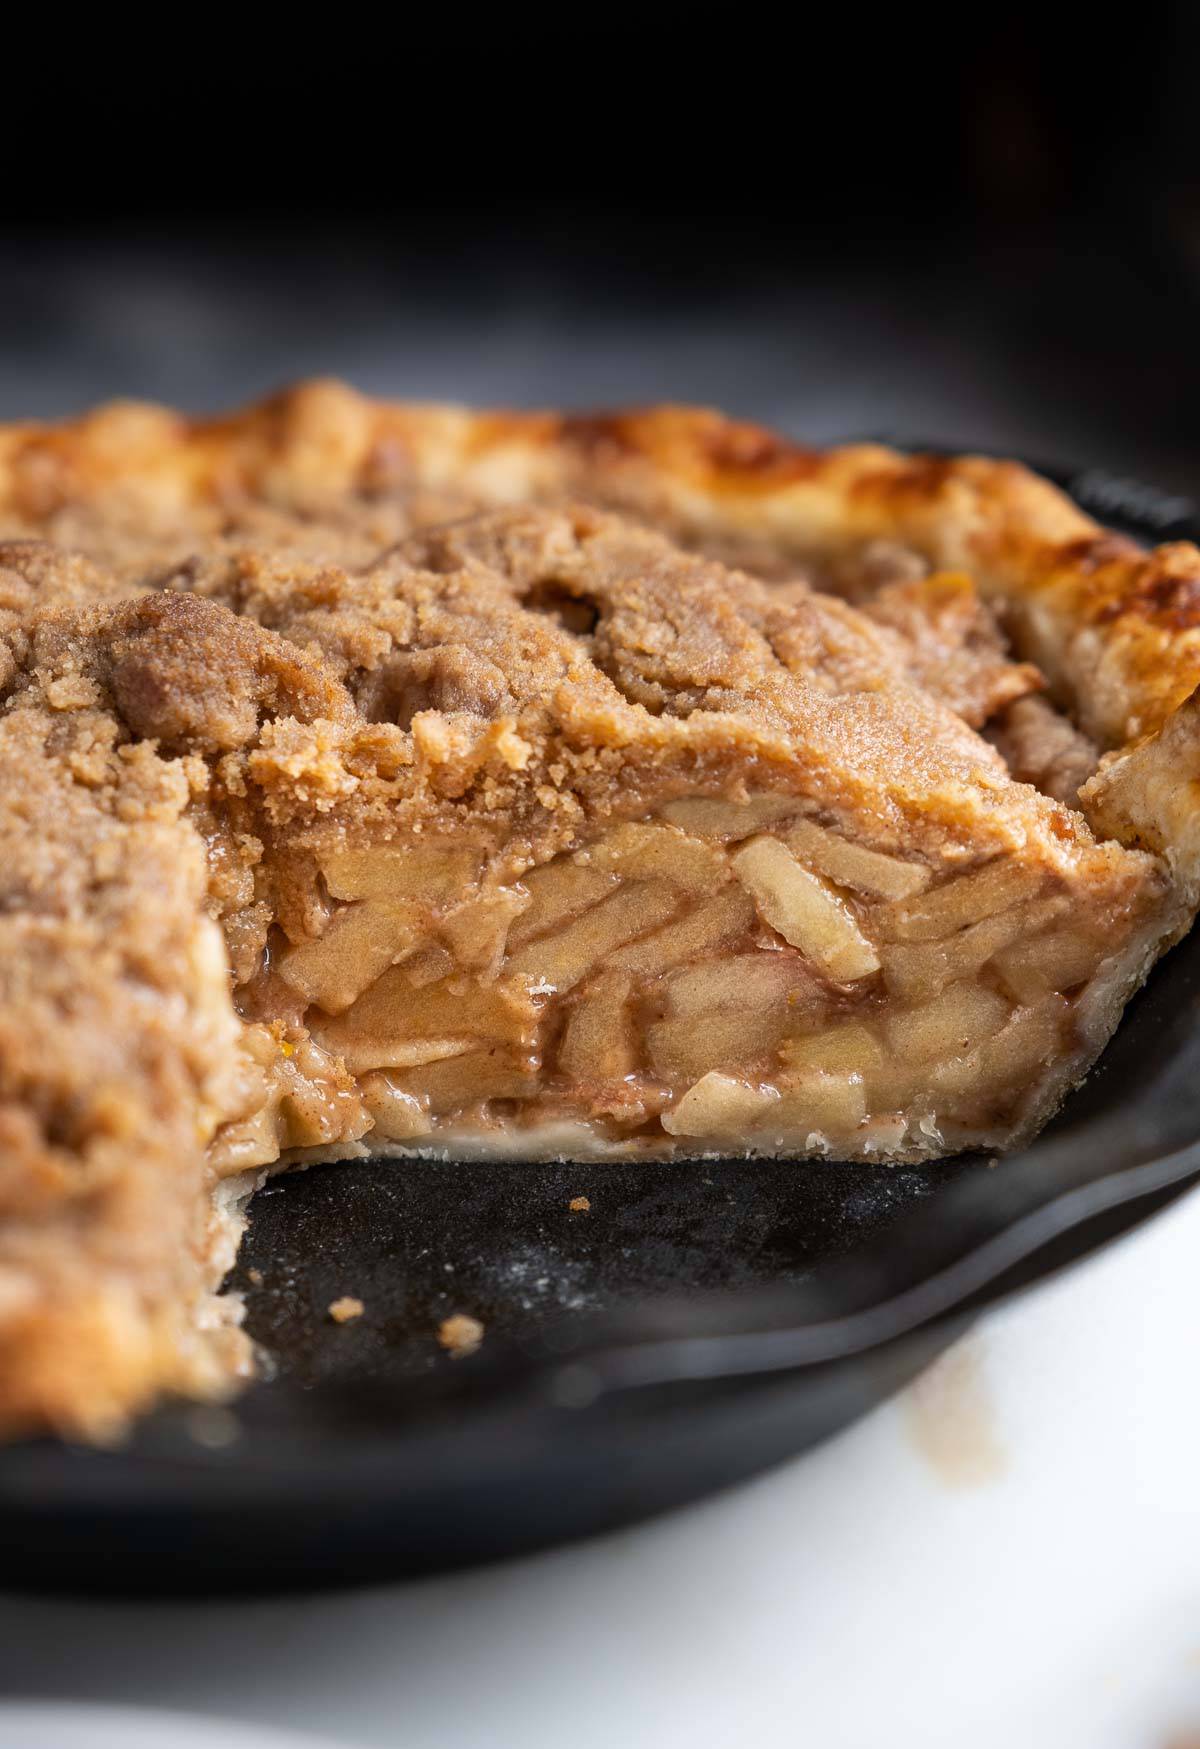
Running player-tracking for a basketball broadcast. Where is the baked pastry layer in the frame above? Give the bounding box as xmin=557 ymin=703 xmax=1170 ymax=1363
xmin=1 ymin=383 xmax=1198 ymax=1436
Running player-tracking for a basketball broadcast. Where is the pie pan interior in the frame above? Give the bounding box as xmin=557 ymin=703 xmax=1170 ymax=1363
xmin=1 ymin=459 xmax=1197 ymax=1595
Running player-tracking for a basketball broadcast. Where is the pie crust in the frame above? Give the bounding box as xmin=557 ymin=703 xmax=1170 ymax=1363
xmin=1 ymin=379 xmax=1198 ymax=1437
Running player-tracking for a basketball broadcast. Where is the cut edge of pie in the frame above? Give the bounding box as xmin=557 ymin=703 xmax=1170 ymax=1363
xmin=1 ymin=381 xmax=1199 ymax=1438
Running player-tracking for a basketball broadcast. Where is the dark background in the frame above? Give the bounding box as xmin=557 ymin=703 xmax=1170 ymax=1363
xmin=5 ymin=10 xmax=1199 ymax=489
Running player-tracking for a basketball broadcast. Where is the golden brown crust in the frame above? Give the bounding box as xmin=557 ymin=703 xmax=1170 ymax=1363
xmin=1081 ymin=692 xmax=1200 ymax=906
xmin=4 ymin=377 xmax=1198 ymax=747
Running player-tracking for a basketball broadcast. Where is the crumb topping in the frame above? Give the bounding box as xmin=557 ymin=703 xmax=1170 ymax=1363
xmin=437 ymin=1313 xmax=484 ymax=1357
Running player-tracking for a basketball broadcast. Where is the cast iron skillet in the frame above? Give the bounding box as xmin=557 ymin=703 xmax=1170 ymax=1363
xmin=2 ymin=459 xmax=1198 ymax=1595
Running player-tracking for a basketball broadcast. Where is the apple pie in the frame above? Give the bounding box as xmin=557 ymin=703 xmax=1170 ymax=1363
xmin=2 ymin=380 xmax=1198 ymax=1436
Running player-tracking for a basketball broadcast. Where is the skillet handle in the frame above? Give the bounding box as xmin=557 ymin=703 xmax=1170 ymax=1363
xmin=528 ymin=1147 xmax=1200 ymax=1405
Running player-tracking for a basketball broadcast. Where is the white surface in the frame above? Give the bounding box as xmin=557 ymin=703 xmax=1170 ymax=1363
xmin=0 ymin=1703 xmax=348 ymax=1748
xmin=3 ymin=1193 xmax=1200 ymax=1749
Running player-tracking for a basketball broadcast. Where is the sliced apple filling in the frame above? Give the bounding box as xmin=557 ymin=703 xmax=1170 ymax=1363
xmin=208 ymin=797 xmax=1152 ymax=1165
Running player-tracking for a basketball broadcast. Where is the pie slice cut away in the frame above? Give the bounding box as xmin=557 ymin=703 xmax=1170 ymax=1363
xmin=1 ymin=384 xmax=1199 ymax=1437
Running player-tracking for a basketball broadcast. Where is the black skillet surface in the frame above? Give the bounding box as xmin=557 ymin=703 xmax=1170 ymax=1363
xmin=3 ymin=460 xmax=1199 ymax=1595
